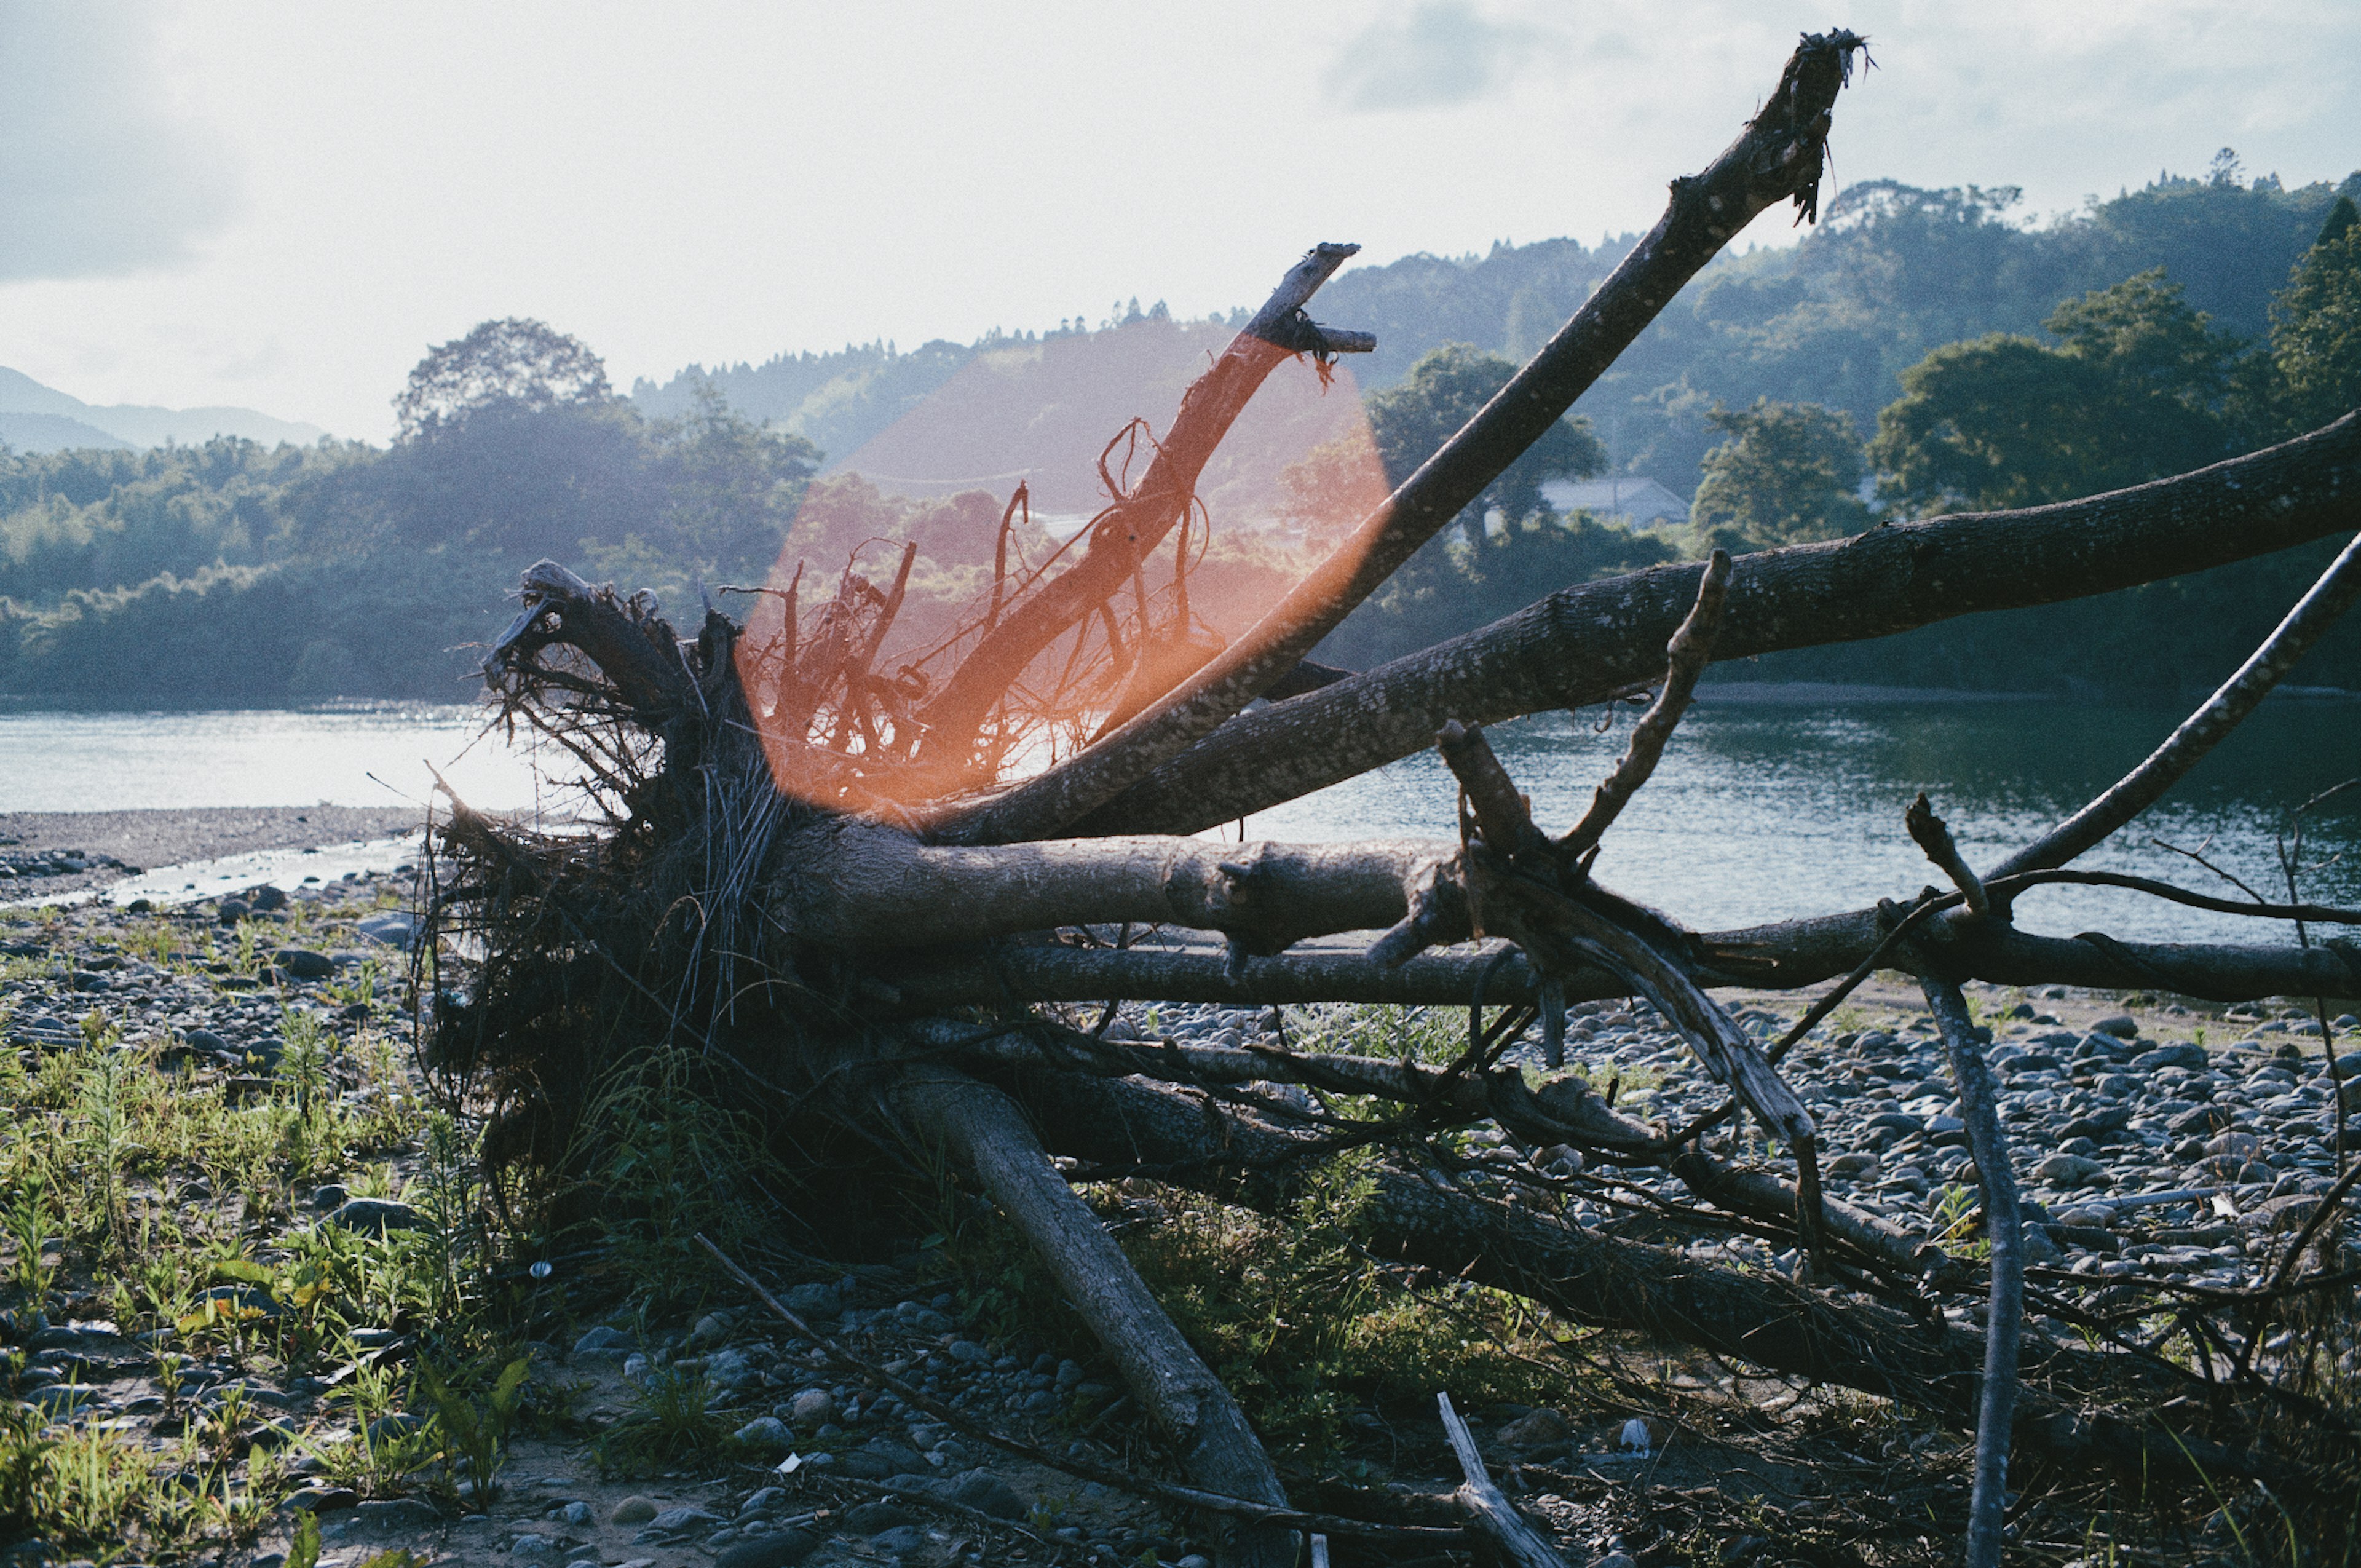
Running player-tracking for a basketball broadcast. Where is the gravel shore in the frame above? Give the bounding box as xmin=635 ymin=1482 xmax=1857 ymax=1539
xmin=0 ymin=806 xmax=424 ymax=897
xmin=2 ymin=879 xmax=2354 ymax=1565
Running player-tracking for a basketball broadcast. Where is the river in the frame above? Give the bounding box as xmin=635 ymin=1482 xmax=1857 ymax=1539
xmin=3 ymin=692 xmax=2357 ymax=944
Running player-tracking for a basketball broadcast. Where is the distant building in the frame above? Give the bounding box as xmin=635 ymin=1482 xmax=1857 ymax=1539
xmin=1541 ymin=475 xmax=1690 ymax=526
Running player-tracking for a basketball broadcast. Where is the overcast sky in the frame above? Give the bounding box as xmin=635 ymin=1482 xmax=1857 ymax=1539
xmin=4 ymin=0 xmax=2356 ymax=441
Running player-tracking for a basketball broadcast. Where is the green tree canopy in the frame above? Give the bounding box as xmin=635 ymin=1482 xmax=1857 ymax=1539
xmin=395 ymin=317 xmax=615 ymax=441
xmin=2269 ymin=195 xmax=2361 ymax=432
xmin=1869 ymin=269 xmax=2240 ymax=513
xmin=1365 ymin=343 xmax=1606 ymax=523
xmin=1688 ymin=398 xmax=1870 ymax=549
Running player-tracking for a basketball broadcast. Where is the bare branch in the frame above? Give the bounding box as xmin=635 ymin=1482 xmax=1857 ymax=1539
xmin=1905 ymin=791 xmax=1989 ymax=917
xmin=890 ymin=1064 xmax=1298 ymax=1566
xmin=1988 ymin=529 xmax=2361 ymax=882
xmin=909 ymin=242 xmax=1366 ymax=777
xmin=1078 ymin=414 xmax=2361 ymax=839
xmin=1437 ymin=1392 xmax=1572 ymax=1568
xmin=1921 ymin=978 xmax=2023 ymax=1568
xmin=938 ymin=30 xmax=1872 ymax=846
xmin=1562 ymin=549 xmax=1731 ymax=858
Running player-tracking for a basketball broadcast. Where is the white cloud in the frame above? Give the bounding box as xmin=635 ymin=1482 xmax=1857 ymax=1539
xmin=1324 ymin=2 xmax=1559 ymax=112
xmin=0 ymin=1 xmax=242 ymax=282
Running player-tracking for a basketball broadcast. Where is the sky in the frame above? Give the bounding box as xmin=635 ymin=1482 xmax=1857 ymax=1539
xmin=3 ymin=0 xmax=2357 ymax=443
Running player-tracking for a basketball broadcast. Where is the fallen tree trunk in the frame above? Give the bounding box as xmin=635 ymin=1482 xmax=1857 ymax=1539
xmin=427 ymin=30 xmax=2361 ymax=1564
xmin=980 ymin=1057 xmax=2285 ymax=1484
xmin=890 ymin=1064 xmax=1298 ymax=1567
xmin=1072 ymin=414 xmax=2361 ymax=837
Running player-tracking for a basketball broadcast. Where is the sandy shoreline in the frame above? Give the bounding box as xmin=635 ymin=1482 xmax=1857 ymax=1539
xmin=0 ymin=804 xmax=425 ymax=893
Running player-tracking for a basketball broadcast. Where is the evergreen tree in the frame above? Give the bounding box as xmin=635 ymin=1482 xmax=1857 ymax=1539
xmin=1689 ymin=399 xmax=1870 ymax=549
xmin=2269 ymin=195 xmax=2361 ymax=432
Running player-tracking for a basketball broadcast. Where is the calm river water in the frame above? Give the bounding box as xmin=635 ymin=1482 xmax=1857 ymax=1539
xmin=3 ymin=693 xmax=2357 ymax=944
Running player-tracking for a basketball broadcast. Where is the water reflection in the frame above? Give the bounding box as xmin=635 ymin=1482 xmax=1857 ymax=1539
xmin=1 ymin=696 xmax=2354 ymax=946
xmin=1243 ymin=696 xmax=2361 ymax=944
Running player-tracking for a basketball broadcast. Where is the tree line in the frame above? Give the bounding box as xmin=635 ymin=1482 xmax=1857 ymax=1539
xmin=1 ymin=159 xmax=2355 ymax=706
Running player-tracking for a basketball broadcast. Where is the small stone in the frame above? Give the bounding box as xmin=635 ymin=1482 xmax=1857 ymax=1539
xmin=1594 ymin=1556 xmax=1640 ymax=1568
xmin=789 ymin=1387 xmax=834 ymax=1425
xmin=845 ymin=1499 xmax=917 ymax=1532
xmin=355 ymin=911 xmax=419 ymax=949
xmin=738 ymin=1487 xmax=786 ymax=1517
xmin=611 ymin=1495 xmax=660 ymax=1524
xmin=217 ymin=898 xmax=252 ymax=924
xmin=2092 ymin=1013 xmax=2138 ymax=1039
xmin=651 ymin=1505 xmax=721 ymax=1532
xmin=552 ymin=1499 xmax=595 ymax=1526
xmin=510 ymin=1535 xmax=560 ymax=1558
xmin=2035 ymin=1154 xmax=2106 ymax=1188
xmin=2132 ymin=1042 xmax=2209 ymax=1072
xmin=691 ymin=1310 xmax=733 ymax=1346
xmin=734 ymin=1416 xmax=794 ymax=1454
xmin=574 ymin=1326 xmax=634 ymax=1361
xmin=249 ymin=884 xmax=290 ymax=911
xmin=352 ymin=1497 xmax=439 ymax=1530
xmin=312 ymin=1183 xmax=351 ymax=1211
xmin=714 ymin=1534 xmax=818 ymax=1568
xmin=782 ymin=1282 xmax=840 ymax=1316
xmin=273 ymin=949 xmax=336 ymax=981
xmin=1495 ymin=1408 xmax=1568 ymax=1448
xmin=950 ymin=1468 xmax=1029 ymax=1519
xmin=322 ymin=1198 xmax=424 ymax=1235
xmin=869 ymin=1527 xmax=929 ymax=1557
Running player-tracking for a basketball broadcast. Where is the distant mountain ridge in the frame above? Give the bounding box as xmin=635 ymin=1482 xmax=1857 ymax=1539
xmin=634 ymin=163 xmax=2361 ymax=498
xmin=0 ymin=366 xmax=326 ymax=454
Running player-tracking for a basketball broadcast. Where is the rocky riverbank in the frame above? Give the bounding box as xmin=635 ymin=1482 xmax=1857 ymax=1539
xmin=1126 ymin=986 xmax=2360 ymax=1296
xmin=2 ymin=879 xmax=2355 ymax=1567
xmin=0 ymin=807 xmax=423 ymax=901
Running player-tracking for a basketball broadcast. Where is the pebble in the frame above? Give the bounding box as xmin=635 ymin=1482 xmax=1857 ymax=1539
xmin=713 ymin=1533 xmax=818 ymax=1568
xmin=320 ymin=1198 xmax=424 ymax=1234
xmin=574 ymin=1325 xmax=634 ymax=1360
xmin=733 ymin=1415 xmax=794 ymax=1453
xmin=611 ymin=1495 xmax=659 ymax=1524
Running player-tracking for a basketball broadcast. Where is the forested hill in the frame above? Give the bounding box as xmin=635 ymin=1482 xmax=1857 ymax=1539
xmin=6 ymin=159 xmax=2359 ymax=708
xmin=633 ymin=160 xmax=2361 ymax=498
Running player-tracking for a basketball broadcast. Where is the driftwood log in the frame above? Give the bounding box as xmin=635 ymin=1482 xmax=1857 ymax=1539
xmin=428 ymin=29 xmax=2361 ymax=1566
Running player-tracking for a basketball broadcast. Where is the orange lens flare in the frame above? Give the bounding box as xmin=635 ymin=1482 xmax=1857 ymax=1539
xmin=736 ymin=317 xmax=1387 ymax=817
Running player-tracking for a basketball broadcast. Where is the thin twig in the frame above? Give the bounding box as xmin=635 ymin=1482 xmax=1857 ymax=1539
xmin=1988 ymin=529 xmax=2361 ymax=882
xmin=1562 ymin=550 xmax=1731 ymax=860
xmin=692 ymin=1234 xmax=1463 ymax=1545
xmin=1921 ymin=978 xmax=2022 ymax=1568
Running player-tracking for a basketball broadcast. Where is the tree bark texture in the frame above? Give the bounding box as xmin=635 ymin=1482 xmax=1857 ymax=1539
xmin=1073 ymin=413 xmax=2361 ymax=838
xmin=888 ymin=1064 xmax=1299 ymax=1567
xmin=937 ymin=33 xmax=1870 ymax=845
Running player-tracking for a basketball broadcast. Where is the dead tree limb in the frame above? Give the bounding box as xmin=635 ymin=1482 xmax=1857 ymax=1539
xmin=1987 ymin=528 xmax=2361 ymax=882
xmin=1562 ymin=549 xmax=1731 ymax=860
xmin=911 ymin=242 xmax=1369 ymax=778
xmin=1074 ymin=412 xmax=2361 ymax=838
xmin=986 ymin=1062 xmax=2278 ymax=1483
xmin=937 ymin=30 xmax=1871 ymax=845
xmin=1436 ymin=1391 xmax=1572 ymax=1568
xmin=889 ymin=1064 xmax=1298 ymax=1568
xmin=766 ymin=823 xmax=1450 ymax=952
xmin=1922 ymin=977 xmax=2022 ymax=1568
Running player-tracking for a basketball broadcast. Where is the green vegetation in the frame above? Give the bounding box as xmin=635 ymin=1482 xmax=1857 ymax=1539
xmin=7 ymin=160 xmax=2360 ymax=706
xmin=0 ymin=894 xmax=560 ymax=1556
xmin=1 ymin=320 xmax=818 ymax=707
